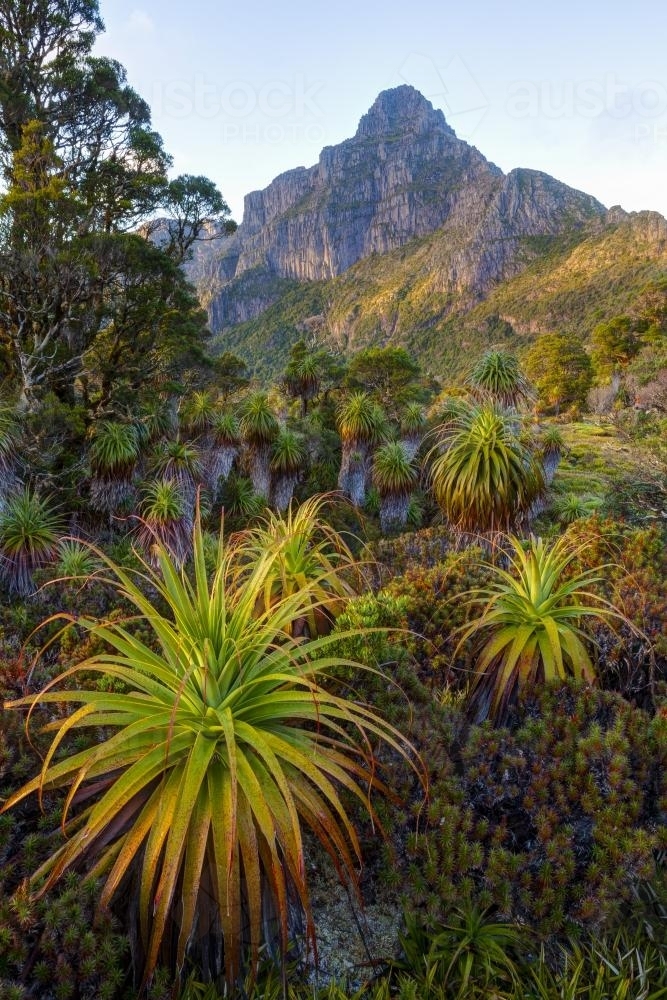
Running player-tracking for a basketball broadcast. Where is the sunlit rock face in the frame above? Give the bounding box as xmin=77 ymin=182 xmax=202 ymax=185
xmin=192 ymin=85 xmax=605 ymax=330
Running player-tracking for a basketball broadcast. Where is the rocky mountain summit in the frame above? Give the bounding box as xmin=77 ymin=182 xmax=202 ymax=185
xmin=185 ymin=86 xmax=667 ymax=379
xmin=196 ymin=85 xmax=605 ymax=332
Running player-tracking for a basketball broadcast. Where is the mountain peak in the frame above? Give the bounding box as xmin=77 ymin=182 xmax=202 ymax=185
xmin=356 ymin=85 xmax=455 ymax=138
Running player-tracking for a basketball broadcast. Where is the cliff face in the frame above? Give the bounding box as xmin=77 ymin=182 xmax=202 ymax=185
xmin=197 ymin=85 xmax=606 ymax=331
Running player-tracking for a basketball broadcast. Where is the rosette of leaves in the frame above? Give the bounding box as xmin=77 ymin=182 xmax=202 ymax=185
xmin=539 ymin=426 xmax=565 ymax=486
xmin=283 ymin=350 xmax=323 ymax=415
xmin=138 ymin=399 xmax=177 ymax=446
xmin=432 ymin=395 xmax=472 ymax=428
xmin=151 ymin=439 xmax=203 ymax=511
xmin=136 ymin=478 xmax=191 ymax=567
xmin=270 ymin=429 xmax=306 ymax=512
xmin=55 ymin=539 xmax=99 ymax=580
xmin=459 ymin=534 xmax=618 ymax=722
xmin=239 ymin=393 xmax=279 ymax=500
xmin=88 ymin=421 xmax=141 ymax=516
xmin=181 ymin=390 xmax=217 ymax=438
xmin=2 ymin=515 xmax=419 ymax=988
xmin=203 ymin=412 xmax=240 ymax=493
xmin=465 ymin=350 xmax=533 ymax=409
xmin=230 ymin=494 xmax=360 ymax=637
xmin=0 ymin=404 xmax=21 ymax=502
xmin=220 ymin=474 xmax=266 ymax=526
xmin=373 ymin=441 xmax=418 ymax=532
xmin=0 ymin=487 xmax=63 ymax=596
xmin=399 ymin=403 xmax=426 ymax=461
xmin=553 ymin=492 xmax=602 ymax=526
xmin=336 ymin=392 xmax=387 ymax=507
xmin=427 ymin=405 xmax=544 ymax=534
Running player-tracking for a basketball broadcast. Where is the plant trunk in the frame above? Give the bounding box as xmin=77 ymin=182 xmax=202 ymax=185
xmin=205 ymin=445 xmax=238 ymax=494
xmin=250 ymin=445 xmax=271 ymax=500
xmin=400 ymin=435 xmax=421 ymax=461
xmin=380 ymin=493 xmax=410 ymax=533
xmin=272 ymin=474 xmax=298 ymax=512
xmin=338 ymin=444 xmax=369 ymax=507
xmin=542 ymin=451 xmax=561 ymax=487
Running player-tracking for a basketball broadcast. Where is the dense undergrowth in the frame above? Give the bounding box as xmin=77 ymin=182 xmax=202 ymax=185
xmin=0 ymin=333 xmax=665 ymax=997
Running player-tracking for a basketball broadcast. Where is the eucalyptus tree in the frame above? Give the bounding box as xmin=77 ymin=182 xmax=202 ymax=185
xmin=0 ymin=0 xmax=232 ymax=420
xmin=282 ymin=340 xmax=344 ymax=416
xmin=344 ymin=346 xmax=422 ymax=421
xmin=523 ymin=334 xmax=593 ymax=413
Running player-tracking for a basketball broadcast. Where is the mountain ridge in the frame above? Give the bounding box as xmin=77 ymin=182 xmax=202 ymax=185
xmin=188 ymin=85 xmax=666 ymax=378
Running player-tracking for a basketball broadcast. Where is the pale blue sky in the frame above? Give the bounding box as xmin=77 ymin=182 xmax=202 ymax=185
xmin=96 ymin=1 xmax=667 ymax=222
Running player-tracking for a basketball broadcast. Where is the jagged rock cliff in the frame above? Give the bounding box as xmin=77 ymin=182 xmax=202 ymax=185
xmin=197 ymin=85 xmax=606 ymax=331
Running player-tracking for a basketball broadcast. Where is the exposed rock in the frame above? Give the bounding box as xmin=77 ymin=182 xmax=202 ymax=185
xmin=307 ymin=866 xmax=402 ymax=990
xmin=192 ymin=85 xmax=606 ymax=336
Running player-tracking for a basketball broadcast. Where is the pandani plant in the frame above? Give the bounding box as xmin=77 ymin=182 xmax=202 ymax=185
xmin=465 ymin=350 xmax=533 ymax=409
xmin=336 ymin=392 xmax=387 ymax=506
xmin=373 ymin=441 xmax=418 ymax=532
xmin=151 ymin=439 xmax=203 ymax=514
xmin=136 ymin=478 xmax=192 ymax=567
xmin=1 ymin=511 xmax=421 ymax=989
xmin=399 ymin=403 xmax=426 ymax=460
xmin=203 ymin=411 xmax=240 ymax=493
xmin=229 ymin=494 xmax=362 ymax=638
xmin=427 ymin=404 xmax=544 ymax=534
xmin=0 ymin=487 xmax=63 ymax=596
xmin=270 ymin=428 xmax=306 ymax=512
xmin=0 ymin=403 xmax=21 ymax=502
xmin=458 ymin=533 xmax=623 ymax=723
xmin=239 ymin=392 xmax=279 ymax=500
xmin=181 ymin=390 xmax=218 ymax=437
xmin=88 ymin=420 xmax=141 ymax=516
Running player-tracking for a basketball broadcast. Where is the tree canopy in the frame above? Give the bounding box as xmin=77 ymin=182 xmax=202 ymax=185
xmin=0 ymin=0 xmax=232 ymax=421
xmin=523 ymin=334 xmax=593 ymax=412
